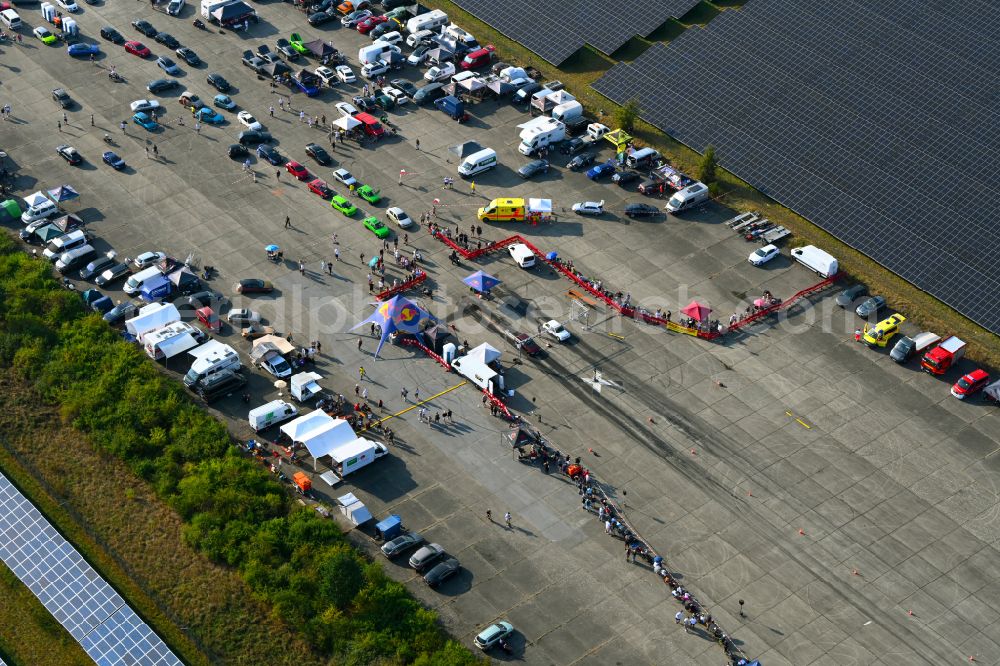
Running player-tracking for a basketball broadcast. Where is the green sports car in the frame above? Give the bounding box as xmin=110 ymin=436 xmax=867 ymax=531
xmin=289 ymin=32 xmax=308 ymax=55
xmin=357 ymin=184 xmax=381 ymax=204
xmin=331 ymin=195 xmax=357 ymax=217
xmin=362 ymin=216 xmax=390 ymax=239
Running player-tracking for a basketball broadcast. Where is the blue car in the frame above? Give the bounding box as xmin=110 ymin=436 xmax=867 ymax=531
xmin=132 ymin=111 xmax=158 ymax=131
xmin=586 ymin=160 xmax=617 ymax=180
xmin=256 ymin=144 xmax=282 ymax=165
xmin=293 ymin=76 xmax=320 ymax=97
xmin=67 ymin=43 xmax=101 ymax=57
xmin=213 ymin=94 xmax=236 ymax=110
xmin=90 ymin=295 xmax=115 ymax=314
xmin=194 ymin=107 xmax=225 ymax=125
xmin=102 ymin=151 xmax=126 ymax=170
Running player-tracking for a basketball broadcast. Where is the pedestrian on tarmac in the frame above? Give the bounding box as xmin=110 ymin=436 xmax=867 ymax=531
xmin=359 ymin=366 xmax=366 ymax=380
xmin=504 ymin=512 xmax=511 ymax=528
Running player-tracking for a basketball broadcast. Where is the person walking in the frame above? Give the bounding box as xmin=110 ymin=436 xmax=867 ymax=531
xmin=359 ymin=366 xmax=366 ymax=381
xmin=57 ymin=120 xmax=62 ymax=132
xmin=504 ymin=511 xmax=512 ymax=529
xmin=145 ymin=147 xmax=150 ymax=158
xmin=90 ymin=113 xmax=94 ymax=126
xmin=354 ymin=383 xmax=360 ymax=396
xmin=153 ymin=144 xmax=158 ymax=157
xmin=284 ymin=215 xmax=291 ymax=229
xmin=62 ymin=111 xmax=68 ymax=123
xmin=269 ymin=105 xmax=275 ymax=117
xmin=298 ymin=259 xmax=305 ymax=275
xmin=415 ymin=138 xmax=420 ymax=150
xmin=414 ymin=388 xmax=419 ymax=402
xmin=361 ymin=387 xmax=368 ymax=401
xmin=470 ymin=181 xmax=476 ymax=194
xmin=357 ymin=338 xmax=363 ymax=351
xmin=400 ymin=387 xmax=408 ymax=402
xmin=486 ymin=509 xmax=493 ymax=522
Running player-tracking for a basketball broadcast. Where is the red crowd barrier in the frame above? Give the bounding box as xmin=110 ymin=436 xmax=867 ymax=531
xmin=375 ymin=270 xmax=427 ymax=301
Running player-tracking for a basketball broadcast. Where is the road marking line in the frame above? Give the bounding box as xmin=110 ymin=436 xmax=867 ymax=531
xmin=360 ymin=381 xmax=467 ymax=430
xmin=607 ymin=332 xmax=625 ymax=340
xmin=785 ymin=410 xmax=812 ymax=429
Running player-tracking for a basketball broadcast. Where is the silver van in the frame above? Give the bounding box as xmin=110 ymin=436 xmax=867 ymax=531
xmin=665 ymin=182 xmax=710 ymax=214
xmin=625 ymin=147 xmax=661 ymax=169
xmin=55 ymin=245 xmax=95 ymax=273
xmin=1 ymin=9 xmax=22 ymax=30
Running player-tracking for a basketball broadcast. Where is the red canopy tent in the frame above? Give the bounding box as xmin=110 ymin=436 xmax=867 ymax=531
xmin=681 ymin=300 xmax=712 ymax=322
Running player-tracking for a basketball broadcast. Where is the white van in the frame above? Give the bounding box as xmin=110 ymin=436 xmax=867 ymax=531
xmin=248 ymin=399 xmax=298 ymax=432
xmin=626 ymin=147 xmax=661 ymax=169
xmin=508 ymin=243 xmax=535 ymax=268
xmin=358 ymin=42 xmax=400 ymax=65
xmin=21 ymin=198 xmax=59 ymax=224
xmin=43 ymin=229 xmax=89 ymax=260
xmin=665 ymin=182 xmax=709 ymax=213
xmin=183 ymin=341 xmax=241 ymax=387
xmin=790 ymin=245 xmax=838 ymax=278
xmin=551 ymin=100 xmax=583 ymax=123
xmin=406 ymin=9 xmax=447 ymax=35
xmin=123 ymin=265 xmax=163 ymax=295
xmin=442 ymin=23 xmax=477 ymax=48
xmin=458 ymin=147 xmax=497 ymax=178
xmin=1 ymin=9 xmax=22 ymax=29
xmin=55 ymin=245 xmax=95 ymax=273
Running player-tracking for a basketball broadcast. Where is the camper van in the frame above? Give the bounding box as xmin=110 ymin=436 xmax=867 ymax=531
xmin=183 ymin=340 xmax=241 ymax=387
xmin=457 ymin=148 xmax=497 ymax=178
xmin=508 ymin=243 xmax=535 ymax=268
xmin=248 ymin=399 xmax=299 ymax=431
xmin=43 ymin=229 xmax=90 ymax=260
xmin=405 ymin=9 xmax=447 ymax=35
xmin=665 ymin=182 xmax=709 ymax=214
xmin=143 ymin=321 xmax=205 ymax=360
xmin=790 ymin=245 xmax=838 ymax=278
xmin=20 ymin=196 xmax=59 ymax=224
xmin=519 ymin=122 xmax=566 ymax=155
xmin=123 ymin=266 xmax=163 ymax=295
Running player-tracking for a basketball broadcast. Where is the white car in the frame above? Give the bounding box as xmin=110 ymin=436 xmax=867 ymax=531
xmin=332 ymin=168 xmax=357 ymax=188
xmin=383 ymin=87 xmax=408 ymax=105
xmin=335 ymin=65 xmax=356 ymax=83
xmin=341 ymin=8 xmax=371 ymax=27
xmin=748 ymin=244 xmax=780 ymax=266
xmin=373 ymin=31 xmax=403 ymax=47
xmin=130 ymin=99 xmax=162 ymax=113
xmin=361 ymin=60 xmax=389 ymax=79
xmin=542 ymin=320 xmax=571 ymax=342
xmin=572 ymin=200 xmax=605 ymax=216
xmin=237 ymin=111 xmax=263 ymax=131
xmin=314 ymin=66 xmax=337 ymax=86
xmin=386 ymin=207 xmax=413 ymax=228
xmin=226 ymin=308 xmax=261 ymax=325
xmin=56 ymin=0 xmax=79 ymax=11
xmin=335 ymin=101 xmax=359 ymax=117
xmin=166 ymin=0 xmax=185 ymax=15
xmin=424 ymin=63 xmax=456 ymax=82
xmin=133 ymin=251 xmax=166 ymax=269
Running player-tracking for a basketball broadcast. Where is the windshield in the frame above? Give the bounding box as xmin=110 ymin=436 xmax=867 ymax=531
xmin=184 ymin=369 xmax=199 ymax=383
xmin=957 ymin=377 xmax=974 ymax=390
xmin=668 ymin=196 xmax=681 ymax=208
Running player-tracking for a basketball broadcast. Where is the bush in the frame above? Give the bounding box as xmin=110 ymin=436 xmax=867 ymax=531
xmin=699 ymin=144 xmax=718 ymax=184
xmin=615 ymin=97 xmax=641 ymax=132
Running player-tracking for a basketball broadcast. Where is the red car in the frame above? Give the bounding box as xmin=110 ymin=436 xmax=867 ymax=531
xmin=357 ymin=15 xmax=387 ymax=34
xmin=308 ymin=178 xmax=334 ymax=199
xmin=285 ymin=161 xmax=309 ymax=180
xmin=196 ymin=306 xmax=221 ymax=332
xmin=951 ymin=369 xmax=990 ymax=399
xmin=124 ymin=41 xmax=151 ymax=57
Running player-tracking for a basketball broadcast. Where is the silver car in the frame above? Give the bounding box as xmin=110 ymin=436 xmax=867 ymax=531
xmin=408 ymin=543 xmax=444 ymax=572
xmin=381 ymin=532 xmax=424 ymax=558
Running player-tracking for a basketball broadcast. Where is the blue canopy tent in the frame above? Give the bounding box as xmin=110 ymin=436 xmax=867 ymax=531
xmin=350 ymin=295 xmax=433 ymax=359
xmin=463 ymin=270 xmax=500 ymax=294
xmin=47 ymin=185 xmax=79 ymax=202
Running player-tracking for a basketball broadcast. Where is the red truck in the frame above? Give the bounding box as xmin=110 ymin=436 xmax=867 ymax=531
xmin=921 ymin=335 xmax=966 ymax=375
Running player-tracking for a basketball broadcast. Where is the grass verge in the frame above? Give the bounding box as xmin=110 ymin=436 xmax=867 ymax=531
xmin=424 ymin=0 xmax=1000 ymax=366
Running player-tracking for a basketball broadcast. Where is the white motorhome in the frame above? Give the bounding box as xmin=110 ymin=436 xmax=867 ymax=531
xmin=665 ymin=182 xmax=710 ymax=213
xmin=249 ymin=399 xmax=298 ymax=432
xmin=183 ymin=340 xmax=241 ymax=387
xmin=143 ymin=321 xmax=203 ymax=360
xmin=790 ymin=245 xmax=839 ymax=278
xmin=406 ymin=9 xmax=447 ymax=35
xmin=457 ymin=147 xmax=497 ymax=178
xmin=518 ymin=121 xmax=566 ymax=155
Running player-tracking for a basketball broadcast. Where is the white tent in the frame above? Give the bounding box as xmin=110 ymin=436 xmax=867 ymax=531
xmin=333 ymin=115 xmax=361 ymax=131
xmin=337 ymin=492 xmax=372 ymax=526
xmin=23 ymin=191 xmax=51 ymax=208
xmin=465 ymin=342 xmax=501 ymax=365
xmin=279 ymin=412 xmax=358 ymax=470
xmin=252 ymin=334 xmax=296 ymax=355
xmin=126 ymin=302 xmax=180 ymax=339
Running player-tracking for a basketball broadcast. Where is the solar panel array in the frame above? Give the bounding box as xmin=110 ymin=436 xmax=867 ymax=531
xmin=0 ymin=473 xmax=183 ymax=666
xmin=452 ymin=0 xmax=700 ymax=65
xmin=592 ymin=0 xmax=1000 ymax=335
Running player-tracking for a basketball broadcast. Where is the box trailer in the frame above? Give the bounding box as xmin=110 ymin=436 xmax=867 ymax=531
xmin=248 ymin=399 xmax=298 ymax=431
xmin=329 ymin=438 xmax=386 ymax=477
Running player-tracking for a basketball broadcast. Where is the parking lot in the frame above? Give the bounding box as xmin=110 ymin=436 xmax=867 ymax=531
xmin=3 ymin=1 xmax=1000 ymax=663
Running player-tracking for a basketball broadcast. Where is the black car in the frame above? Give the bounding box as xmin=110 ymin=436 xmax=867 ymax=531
xmin=131 ymin=19 xmax=157 ymax=37
xmin=567 ymin=153 xmax=595 ymax=170
xmin=836 ymin=284 xmax=868 ymax=308
xmin=412 ymin=81 xmax=445 ymax=105
xmin=147 ymin=78 xmax=179 ymax=93
xmin=256 ymin=144 xmax=282 ymax=165
xmin=305 ymin=143 xmax=332 ymax=165
xmin=382 ymin=0 xmax=409 ymax=7
xmin=94 ymin=262 xmax=131 ymax=287
xmin=154 ymin=32 xmax=180 ymax=49
xmin=624 ymin=203 xmax=661 ymax=218
xmin=369 ymin=21 xmax=396 ymax=39
xmin=513 ymin=82 xmax=542 ymax=104
xmin=184 ymin=290 xmax=225 ymax=308
xmin=56 ymin=145 xmax=83 ymax=165
xmin=613 ymin=171 xmax=641 ymax=187
xmin=227 ymin=144 xmax=249 ymax=159
xmin=100 ymin=26 xmax=125 ymax=43
xmin=307 ymin=10 xmax=337 ymax=25
xmin=103 ymin=301 xmax=138 ymax=326
xmin=275 ymin=38 xmax=299 ymax=60
xmin=79 ymin=255 xmax=118 ymax=280
xmin=237 ymin=130 xmax=272 ymax=145
xmin=517 ymin=159 xmax=549 ymax=179
xmin=52 ymin=88 xmax=72 ymax=108
xmin=176 ymin=47 xmax=200 ymax=66
xmin=423 ymin=558 xmax=460 ymax=588
xmin=390 ymin=79 xmax=418 ymax=98
xmin=207 ymin=73 xmax=231 ymax=92
xmin=560 ymin=137 xmax=587 ymax=155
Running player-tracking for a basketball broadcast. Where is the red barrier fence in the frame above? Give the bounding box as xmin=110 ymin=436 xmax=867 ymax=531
xmin=375 ymin=270 xmax=427 ymax=301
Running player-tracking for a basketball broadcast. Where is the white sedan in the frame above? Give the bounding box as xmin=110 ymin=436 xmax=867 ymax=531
xmin=386 ymin=207 xmax=413 ymax=228
xmin=335 ymin=101 xmax=358 ymax=117
xmin=314 ymin=66 xmax=337 ymax=86
xmin=424 ymin=63 xmax=456 ymax=82
xmin=335 ymin=65 xmax=356 ymax=83
xmin=542 ymin=320 xmax=571 ymax=342
xmin=226 ymin=308 xmax=261 ymax=325
xmin=332 ymin=168 xmax=357 ymax=188
xmin=56 ymin=0 xmax=79 ymax=11
xmin=572 ymin=200 xmax=605 ymax=216
xmin=748 ymin=244 xmax=780 ymax=266
xmin=130 ymin=99 xmax=162 ymax=113
xmin=237 ymin=111 xmax=263 ymax=131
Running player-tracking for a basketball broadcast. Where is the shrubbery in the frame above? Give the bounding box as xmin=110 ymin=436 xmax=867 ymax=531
xmin=0 ymin=233 xmax=478 ymax=665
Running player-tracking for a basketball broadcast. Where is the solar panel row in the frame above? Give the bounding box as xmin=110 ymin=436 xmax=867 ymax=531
xmin=0 ymin=473 xmax=183 ymax=666
xmin=592 ymin=0 xmax=1000 ymax=334
xmin=452 ymin=0 xmax=700 ymax=65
